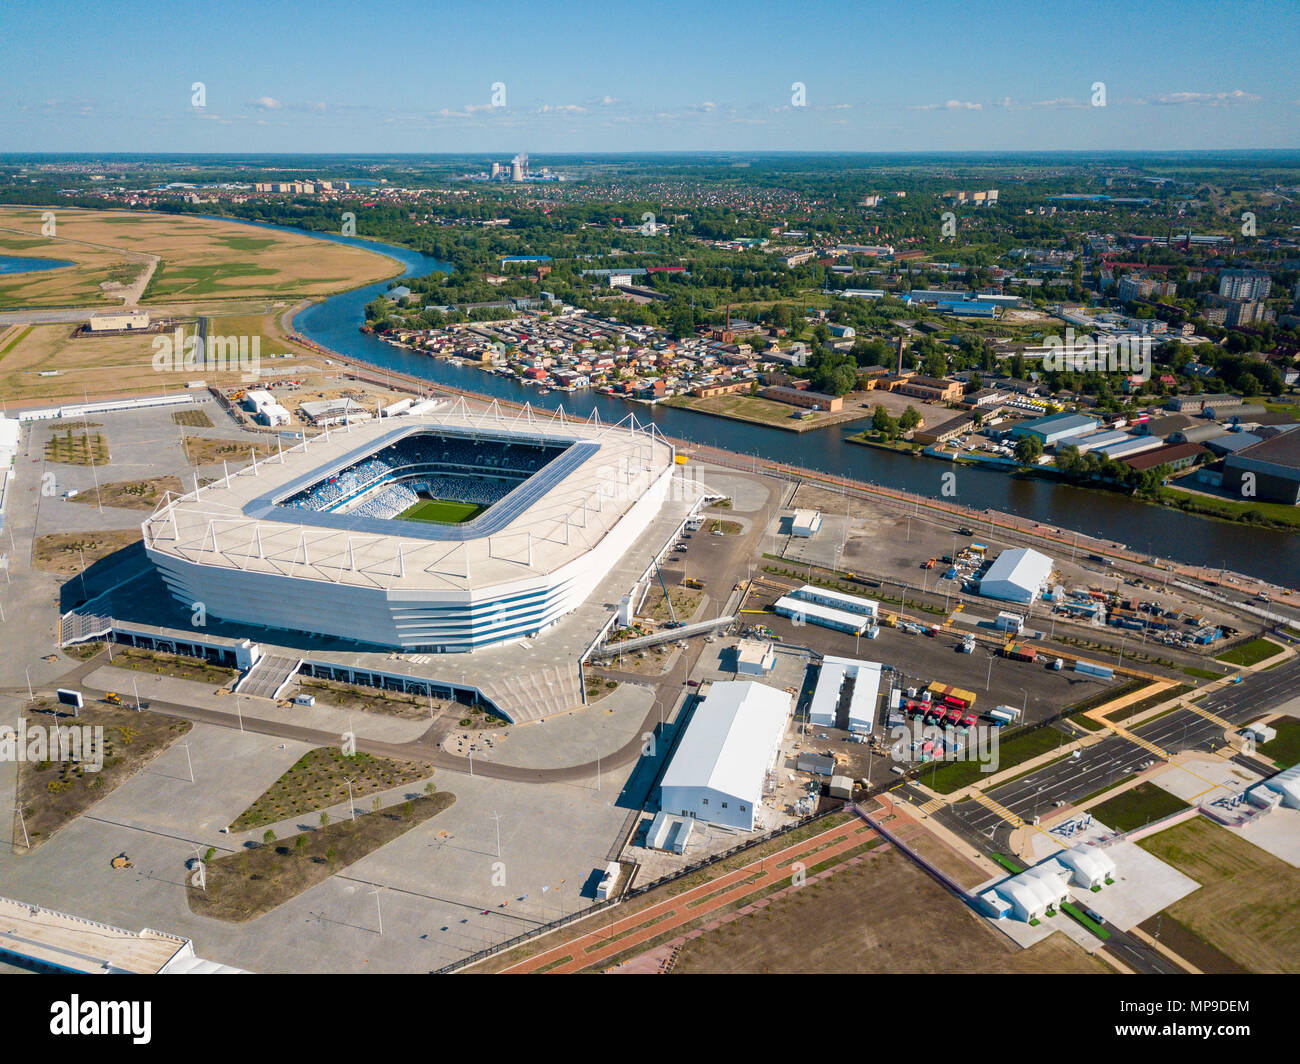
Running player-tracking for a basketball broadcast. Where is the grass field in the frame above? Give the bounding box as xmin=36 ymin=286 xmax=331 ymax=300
xmin=1258 ymin=718 xmax=1300 ymax=767
xmin=1215 ymin=638 xmax=1284 ymax=667
xmin=925 ymin=726 xmax=1067 ymax=794
xmin=1138 ymin=817 xmax=1300 ymax=973
xmin=0 ymin=208 xmax=399 ymax=308
xmin=397 ymin=498 xmax=484 ymax=524
xmin=1089 ymin=782 xmax=1189 ymax=833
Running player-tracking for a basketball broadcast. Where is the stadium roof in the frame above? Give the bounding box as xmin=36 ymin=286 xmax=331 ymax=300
xmin=143 ymin=400 xmax=675 ymax=595
xmin=660 ymin=681 xmax=791 ymax=807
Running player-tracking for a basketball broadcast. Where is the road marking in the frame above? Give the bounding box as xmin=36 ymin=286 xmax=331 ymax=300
xmin=1111 ymin=724 xmax=1169 ymax=760
xmin=1181 ymin=700 xmax=1232 ymax=730
xmin=918 ymin=797 xmax=946 ymax=815
xmin=972 ymin=791 xmax=1026 ymax=829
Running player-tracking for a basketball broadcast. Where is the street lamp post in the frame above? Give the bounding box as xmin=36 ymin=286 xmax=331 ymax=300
xmin=489 ymin=810 xmax=504 ymax=859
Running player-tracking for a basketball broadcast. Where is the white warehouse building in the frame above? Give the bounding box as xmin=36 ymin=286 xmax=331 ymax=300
xmin=809 ymin=655 xmax=883 ymax=733
xmin=791 ymin=509 xmax=822 ymax=537
xmin=659 ymin=681 xmax=791 ymax=831
xmin=979 ymin=547 xmax=1053 ymax=604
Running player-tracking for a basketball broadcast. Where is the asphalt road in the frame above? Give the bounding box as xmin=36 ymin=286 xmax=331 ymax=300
xmin=945 ymin=654 xmax=1300 ymax=841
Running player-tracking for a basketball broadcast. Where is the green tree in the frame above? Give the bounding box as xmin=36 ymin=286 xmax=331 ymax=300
xmin=899 ymin=406 xmax=922 ymax=432
xmin=1014 ymin=435 xmax=1044 ymax=465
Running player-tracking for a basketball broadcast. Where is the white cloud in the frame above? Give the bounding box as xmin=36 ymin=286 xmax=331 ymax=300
xmin=912 ymin=99 xmax=983 ymax=111
xmin=1153 ymin=89 xmax=1260 ymax=106
xmin=250 ymin=96 xmax=283 ymax=111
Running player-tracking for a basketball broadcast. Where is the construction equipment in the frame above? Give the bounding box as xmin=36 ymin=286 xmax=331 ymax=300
xmin=104 ymin=692 xmax=124 ymax=706
xmin=651 ymin=556 xmax=677 ymax=625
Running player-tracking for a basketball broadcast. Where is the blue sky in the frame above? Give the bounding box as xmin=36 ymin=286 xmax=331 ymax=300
xmin=4 ymin=0 xmax=1297 ymax=153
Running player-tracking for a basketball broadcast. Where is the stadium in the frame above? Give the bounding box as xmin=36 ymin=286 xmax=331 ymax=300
xmin=142 ymin=404 xmax=678 ymax=653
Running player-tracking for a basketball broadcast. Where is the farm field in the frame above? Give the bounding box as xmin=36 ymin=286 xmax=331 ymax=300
xmin=397 ymin=499 xmax=483 ymax=524
xmin=0 ymin=208 xmax=400 ymax=308
xmin=1138 ymin=817 xmax=1300 ymax=974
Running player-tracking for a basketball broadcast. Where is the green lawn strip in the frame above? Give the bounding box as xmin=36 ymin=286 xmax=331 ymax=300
xmin=991 ymin=852 xmax=1024 ymax=875
xmin=927 ymin=727 xmax=1067 ymax=794
xmin=1215 ymin=638 xmax=1284 ymax=667
xmin=1183 ymin=665 xmax=1230 ymax=681
xmin=188 ymin=792 xmax=453 ymax=922
xmin=1257 ymin=719 xmax=1300 ymax=767
xmin=0 ymin=324 xmax=32 ymax=357
xmin=1089 ymin=782 xmax=1189 ymax=833
xmin=1060 ymin=900 xmax=1111 ymax=940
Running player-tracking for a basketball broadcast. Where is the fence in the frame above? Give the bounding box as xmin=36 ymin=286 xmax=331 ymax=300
xmin=432 ymin=804 xmax=845 ymax=974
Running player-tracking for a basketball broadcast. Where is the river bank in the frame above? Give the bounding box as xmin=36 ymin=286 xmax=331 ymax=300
xmin=161 ymin=216 xmax=1294 ymax=587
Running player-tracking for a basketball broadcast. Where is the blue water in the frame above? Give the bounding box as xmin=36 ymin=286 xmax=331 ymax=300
xmin=0 ymin=255 xmax=72 ymax=274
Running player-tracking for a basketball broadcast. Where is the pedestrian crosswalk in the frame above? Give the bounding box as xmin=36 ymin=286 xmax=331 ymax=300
xmin=972 ymin=791 xmax=1026 ymax=829
xmin=1181 ymin=701 xmax=1232 ymax=730
xmin=1112 ymin=725 xmax=1169 ymax=760
xmin=918 ymin=797 xmax=946 ymax=815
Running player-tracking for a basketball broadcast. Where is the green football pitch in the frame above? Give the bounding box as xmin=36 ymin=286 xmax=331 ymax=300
xmin=396 ymin=499 xmax=484 ymax=524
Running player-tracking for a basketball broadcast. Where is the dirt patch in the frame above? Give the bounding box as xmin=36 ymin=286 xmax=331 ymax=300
xmin=12 ymin=699 xmax=193 ymax=852
xmin=182 ymin=435 xmax=278 ymax=468
xmin=67 ymin=474 xmax=184 ymax=511
xmin=33 ymin=529 xmax=141 ymax=575
xmin=189 ymin=791 xmax=454 ymax=922
xmin=295 ymin=676 xmax=453 ymax=721
xmin=172 ymin=409 xmax=213 ymax=428
xmin=101 ymin=645 xmax=236 ymax=686
xmin=672 ymin=847 xmax=1110 ymax=974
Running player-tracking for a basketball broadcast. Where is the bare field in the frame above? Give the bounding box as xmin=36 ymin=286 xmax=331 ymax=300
xmin=0 ymin=208 xmax=399 ymax=307
xmin=0 ymin=321 xmax=199 ymax=404
xmin=1138 ymin=817 xmax=1300 ymax=974
xmin=67 ymin=475 xmax=184 ymax=511
xmin=672 ymin=846 xmax=1110 ymax=974
xmin=33 ymin=529 xmax=141 ymax=575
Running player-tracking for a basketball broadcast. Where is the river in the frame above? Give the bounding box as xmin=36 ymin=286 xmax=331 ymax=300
xmin=222 ymin=220 xmax=1299 ymax=585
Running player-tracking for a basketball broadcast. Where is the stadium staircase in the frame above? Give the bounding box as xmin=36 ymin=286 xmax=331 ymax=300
xmin=235 ymin=655 xmax=302 ymax=700
xmin=477 ymin=664 xmax=584 ymax=724
xmin=60 ymin=606 xmax=114 ymax=646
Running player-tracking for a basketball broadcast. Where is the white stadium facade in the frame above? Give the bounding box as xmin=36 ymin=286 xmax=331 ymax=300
xmin=143 ymin=404 xmax=678 ymax=653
